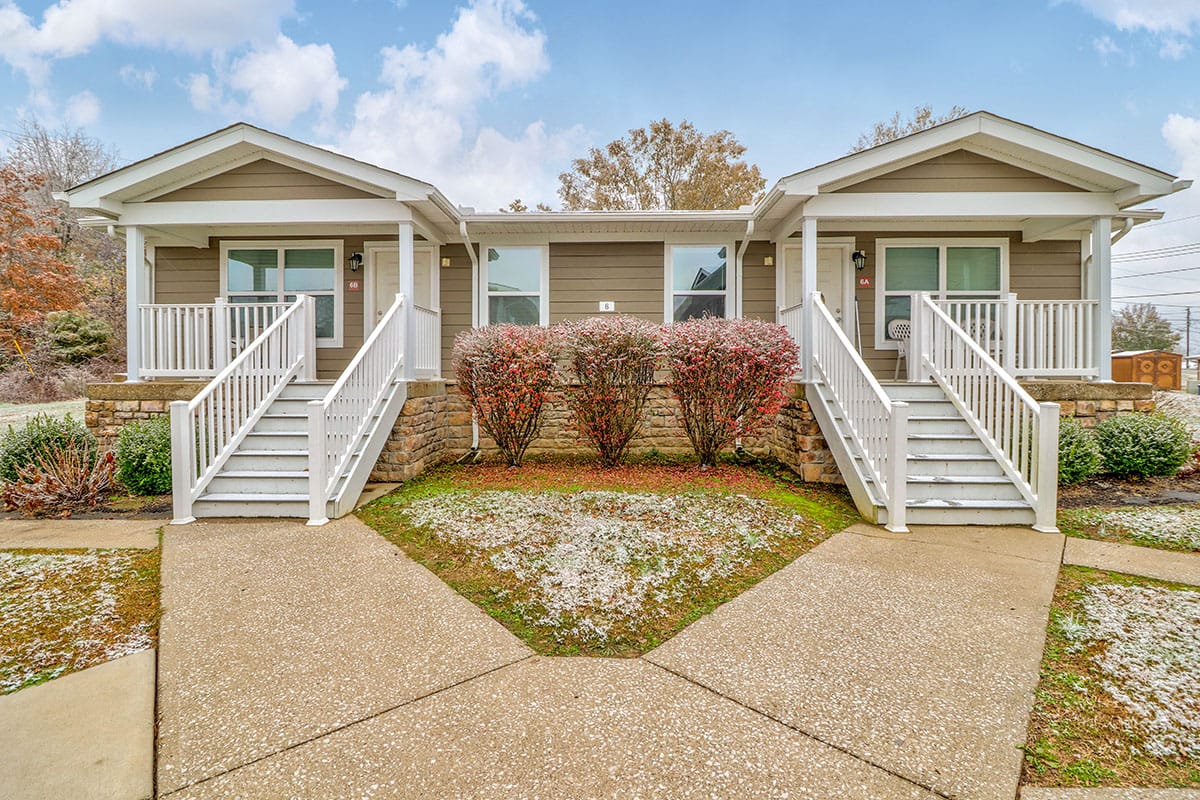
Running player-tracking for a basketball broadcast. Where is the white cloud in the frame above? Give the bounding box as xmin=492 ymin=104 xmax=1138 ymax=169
xmin=1093 ymin=34 xmax=1122 ymax=59
xmin=185 ymin=73 xmax=221 ymax=113
xmin=63 ymin=89 xmax=99 ymax=125
xmin=334 ymin=0 xmax=583 ymax=210
xmin=119 ymin=64 xmax=156 ymax=90
xmin=226 ymin=35 xmax=345 ymax=127
xmin=0 ymin=0 xmax=294 ymax=73
xmin=1070 ymin=0 xmax=1200 ymax=58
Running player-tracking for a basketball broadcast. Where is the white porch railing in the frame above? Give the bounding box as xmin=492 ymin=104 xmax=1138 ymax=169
xmin=778 ymin=302 xmax=804 ymax=378
xmin=169 ymin=296 xmax=314 ymax=523
xmin=913 ymin=293 xmax=1058 ymax=531
xmin=139 ymin=299 xmax=289 ymax=378
xmin=810 ymin=292 xmax=908 ymax=532
xmin=307 ymin=293 xmax=408 ymax=524
xmin=935 ymin=295 xmax=1099 ymax=379
xmin=413 ymin=304 xmax=441 ymax=378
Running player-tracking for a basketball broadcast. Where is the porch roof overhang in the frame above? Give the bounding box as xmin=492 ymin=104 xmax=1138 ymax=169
xmin=754 ymin=111 xmax=1187 ymax=241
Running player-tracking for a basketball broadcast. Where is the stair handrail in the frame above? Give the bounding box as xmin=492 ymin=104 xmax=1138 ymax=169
xmin=307 ymin=292 xmax=408 ymax=525
xmin=912 ymin=292 xmax=1059 ymax=531
xmin=170 ymin=295 xmax=314 ymax=524
xmin=809 ymin=292 xmax=908 ymax=532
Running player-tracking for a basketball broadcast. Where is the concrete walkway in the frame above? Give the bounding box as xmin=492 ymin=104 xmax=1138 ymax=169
xmin=1064 ymin=536 xmax=1200 ymax=585
xmin=157 ymin=517 xmax=1065 ymax=799
xmin=0 ymin=518 xmax=160 ymax=549
xmin=0 ymin=650 xmax=155 ymax=800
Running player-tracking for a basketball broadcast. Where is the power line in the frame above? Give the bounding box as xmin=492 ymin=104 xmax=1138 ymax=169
xmin=1113 ymin=241 xmax=1200 ymax=259
xmin=1115 ymin=289 xmax=1200 ymax=299
xmin=1136 ymin=213 xmax=1200 ymax=230
xmin=1113 ymin=263 xmax=1200 ymax=279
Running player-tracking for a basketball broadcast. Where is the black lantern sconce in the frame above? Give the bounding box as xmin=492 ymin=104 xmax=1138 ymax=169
xmin=348 ymin=252 xmax=364 ymax=272
xmin=852 ymin=250 xmax=867 ymax=271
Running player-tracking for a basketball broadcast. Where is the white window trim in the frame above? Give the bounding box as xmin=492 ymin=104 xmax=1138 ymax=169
xmin=873 ymin=237 xmax=1009 ymax=351
xmin=664 ymin=241 xmax=736 ymax=323
xmin=219 ymin=239 xmax=344 ymax=348
xmin=362 ymin=241 xmax=438 ymax=336
xmin=479 ymin=242 xmax=550 ymax=326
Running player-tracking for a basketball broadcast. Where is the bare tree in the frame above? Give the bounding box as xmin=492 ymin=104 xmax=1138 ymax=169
xmin=852 ymin=104 xmax=970 ymax=152
xmin=558 ymin=119 xmax=765 ymax=211
xmin=7 ymin=119 xmax=119 ymax=204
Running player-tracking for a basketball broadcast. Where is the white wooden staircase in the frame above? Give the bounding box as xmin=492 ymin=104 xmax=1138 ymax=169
xmin=171 ymin=293 xmax=411 ymax=525
xmin=805 ymin=290 xmax=1058 ymax=532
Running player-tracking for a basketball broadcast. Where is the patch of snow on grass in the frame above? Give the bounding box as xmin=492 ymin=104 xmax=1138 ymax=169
xmin=1074 ymin=506 xmax=1200 ymax=550
xmin=1077 ymin=582 xmax=1200 ymax=759
xmin=0 ymin=551 xmax=152 ymax=693
xmin=1155 ymin=391 xmax=1200 ymax=444
xmin=403 ymin=490 xmax=813 ymax=644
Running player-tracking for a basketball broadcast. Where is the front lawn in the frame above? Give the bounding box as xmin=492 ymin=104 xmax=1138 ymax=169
xmin=1058 ymin=505 xmax=1200 ymax=553
xmin=0 ymin=547 xmax=160 ymax=693
xmin=1023 ymin=566 xmax=1200 ymax=788
xmin=359 ymin=462 xmax=856 ymax=656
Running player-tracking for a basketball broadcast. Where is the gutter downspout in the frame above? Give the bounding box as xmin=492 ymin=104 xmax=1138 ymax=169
xmin=459 ymin=220 xmax=482 ymax=457
xmin=734 ymin=220 xmax=754 ymax=456
xmin=734 ymin=220 xmax=753 ymax=319
xmin=1084 ymin=215 xmax=1134 ymax=276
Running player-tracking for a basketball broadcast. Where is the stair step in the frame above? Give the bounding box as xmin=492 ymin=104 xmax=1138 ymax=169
xmin=214 ymin=470 xmax=309 ymax=479
xmin=198 ymin=492 xmax=308 ymax=502
xmin=241 ymin=431 xmax=308 ymax=451
xmin=253 ymin=413 xmax=311 ymax=433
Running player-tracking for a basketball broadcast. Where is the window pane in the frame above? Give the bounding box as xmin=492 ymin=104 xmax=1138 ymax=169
xmin=673 ymin=294 xmax=726 ymax=322
xmin=228 ymin=249 xmax=277 ymax=292
xmin=946 ymin=247 xmax=1001 ymax=292
xmin=672 ymin=246 xmax=727 ymax=292
xmin=284 ymin=248 xmax=336 ymax=291
xmin=487 ymin=247 xmax=542 ymax=292
xmin=883 ymin=296 xmax=912 ymax=340
xmin=884 ymin=247 xmax=938 ymax=291
xmin=314 ymin=295 xmax=336 ymax=339
xmin=489 ymin=295 xmax=540 ymax=325
xmin=228 ymin=295 xmax=276 ymax=303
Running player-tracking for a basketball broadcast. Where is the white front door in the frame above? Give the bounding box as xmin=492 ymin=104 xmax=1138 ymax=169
xmin=369 ymin=247 xmax=433 ymax=331
xmin=784 ymin=243 xmax=853 ymax=335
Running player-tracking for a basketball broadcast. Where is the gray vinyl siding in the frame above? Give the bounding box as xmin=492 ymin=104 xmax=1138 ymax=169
xmin=837 ymin=150 xmax=1084 ymax=193
xmin=439 ymin=243 xmax=474 ymax=378
xmin=548 ymin=242 xmax=665 ymax=323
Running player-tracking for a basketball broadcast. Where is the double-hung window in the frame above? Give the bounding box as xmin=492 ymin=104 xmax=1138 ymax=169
xmin=668 ymin=244 xmax=731 ymax=322
xmin=876 ymin=238 xmax=1007 ymax=349
xmin=221 ymin=240 xmax=342 ymax=346
xmin=484 ymin=245 xmax=547 ymax=325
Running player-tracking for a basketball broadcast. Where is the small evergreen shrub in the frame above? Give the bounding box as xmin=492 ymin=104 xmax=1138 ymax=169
xmin=559 ymin=316 xmax=663 ymax=467
xmin=1094 ymin=412 xmax=1192 ymax=478
xmin=115 ymin=416 xmax=172 ymax=495
xmin=453 ymin=324 xmax=560 ymax=467
xmin=44 ymin=310 xmax=111 ymax=363
xmin=1058 ymin=416 xmax=1101 ymax=485
xmin=665 ymin=317 xmax=799 ymax=467
xmin=0 ymin=413 xmax=97 ymax=483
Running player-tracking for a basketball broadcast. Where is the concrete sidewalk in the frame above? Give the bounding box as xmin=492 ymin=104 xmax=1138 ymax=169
xmin=1064 ymin=536 xmax=1200 ymax=585
xmin=0 ymin=650 xmax=155 ymax=800
xmin=157 ymin=517 xmax=1064 ymax=798
xmin=0 ymin=518 xmax=160 ymax=549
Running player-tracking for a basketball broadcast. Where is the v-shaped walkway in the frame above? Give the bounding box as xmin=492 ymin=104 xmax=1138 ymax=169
xmin=157 ymin=518 xmax=1063 ymax=799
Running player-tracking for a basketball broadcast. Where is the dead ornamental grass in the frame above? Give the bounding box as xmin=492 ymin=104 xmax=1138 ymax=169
xmin=360 ymin=465 xmax=855 ymax=656
xmin=0 ymin=547 xmax=159 ymax=693
xmin=1023 ymin=566 xmax=1200 ymax=789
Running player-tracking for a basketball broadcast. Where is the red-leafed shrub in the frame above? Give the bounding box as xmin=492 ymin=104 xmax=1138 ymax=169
xmin=453 ymin=324 xmax=560 ymax=467
xmin=665 ymin=317 xmax=799 ymax=467
xmin=559 ymin=316 xmax=663 ymax=467
xmin=2 ymin=446 xmax=115 ymax=515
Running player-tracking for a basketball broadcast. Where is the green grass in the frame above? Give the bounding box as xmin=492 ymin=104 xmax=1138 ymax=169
xmin=1022 ymin=566 xmax=1200 ymax=788
xmin=358 ymin=461 xmax=856 ymax=656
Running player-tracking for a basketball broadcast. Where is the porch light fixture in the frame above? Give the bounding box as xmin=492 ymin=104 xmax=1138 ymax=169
xmin=441 ymin=256 xmax=452 ymax=267
xmin=852 ymin=250 xmax=867 ymax=271
xmin=348 ymin=252 xmax=364 ymax=272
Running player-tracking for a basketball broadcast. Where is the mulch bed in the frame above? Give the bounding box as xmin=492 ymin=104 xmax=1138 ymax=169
xmin=1058 ymin=473 xmax=1200 ymax=509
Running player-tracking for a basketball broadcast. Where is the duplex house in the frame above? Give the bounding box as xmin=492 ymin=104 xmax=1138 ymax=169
xmin=62 ymin=112 xmax=1189 ymax=531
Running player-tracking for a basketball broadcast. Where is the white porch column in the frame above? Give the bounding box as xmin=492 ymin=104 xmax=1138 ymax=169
xmin=800 ymin=216 xmax=818 ymax=381
xmin=125 ymin=226 xmax=145 ymax=382
xmin=1092 ymin=216 xmax=1113 ymax=381
xmin=398 ymin=221 xmax=416 ymax=381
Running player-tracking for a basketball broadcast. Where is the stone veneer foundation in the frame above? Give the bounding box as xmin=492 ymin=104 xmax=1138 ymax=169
xmin=84 ymin=378 xmax=1157 ymax=486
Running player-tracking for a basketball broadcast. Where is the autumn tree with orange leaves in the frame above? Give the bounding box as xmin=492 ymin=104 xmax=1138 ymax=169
xmin=0 ymin=164 xmax=83 ymax=354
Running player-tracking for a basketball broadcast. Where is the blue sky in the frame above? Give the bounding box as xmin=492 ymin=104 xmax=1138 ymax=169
xmin=0 ymin=0 xmax=1198 ymax=309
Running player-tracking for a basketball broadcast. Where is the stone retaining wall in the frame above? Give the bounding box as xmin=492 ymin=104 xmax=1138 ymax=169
xmin=85 ymin=382 xmax=204 ymax=449
xmin=1020 ymin=380 xmax=1156 ymax=428
xmin=369 ymin=381 xmax=841 ymax=484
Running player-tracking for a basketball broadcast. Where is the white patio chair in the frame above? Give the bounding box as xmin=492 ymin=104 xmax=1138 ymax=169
xmin=889 ymin=318 xmax=912 ymax=380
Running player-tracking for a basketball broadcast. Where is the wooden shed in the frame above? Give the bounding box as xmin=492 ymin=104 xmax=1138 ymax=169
xmin=1111 ymin=350 xmax=1182 ymax=390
